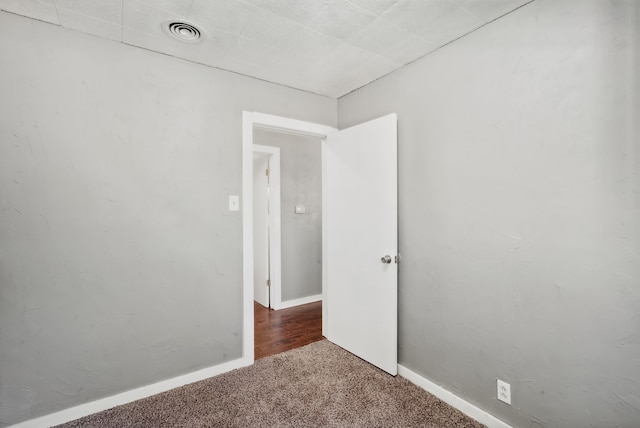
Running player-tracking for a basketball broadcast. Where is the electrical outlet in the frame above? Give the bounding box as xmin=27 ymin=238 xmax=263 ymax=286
xmin=497 ymin=379 xmax=511 ymax=405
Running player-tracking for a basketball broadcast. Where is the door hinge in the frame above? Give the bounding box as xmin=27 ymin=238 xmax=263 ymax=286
xmin=266 ymin=279 xmax=271 ymax=287
xmin=266 ymin=168 xmax=270 ymax=177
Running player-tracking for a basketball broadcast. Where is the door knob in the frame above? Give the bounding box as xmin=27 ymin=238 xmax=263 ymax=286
xmin=381 ymin=255 xmax=392 ymax=264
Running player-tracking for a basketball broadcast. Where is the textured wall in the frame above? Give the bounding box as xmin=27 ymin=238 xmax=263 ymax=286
xmin=254 ymin=130 xmax=323 ymax=302
xmin=339 ymin=1 xmax=639 ymax=427
xmin=0 ymin=12 xmax=335 ymax=426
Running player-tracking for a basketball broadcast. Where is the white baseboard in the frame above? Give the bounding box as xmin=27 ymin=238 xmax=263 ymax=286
xmin=10 ymin=355 xmax=510 ymax=428
xmin=10 ymin=357 xmax=250 ymax=428
xmin=278 ymin=294 xmax=322 ymax=310
xmin=398 ymin=365 xmax=513 ymax=428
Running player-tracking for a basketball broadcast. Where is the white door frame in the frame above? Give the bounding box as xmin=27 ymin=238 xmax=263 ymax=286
xmin=252 ymin=144 xmax=282 ymax=310
xmin=242 ymin=111 xmax=338 ymax=363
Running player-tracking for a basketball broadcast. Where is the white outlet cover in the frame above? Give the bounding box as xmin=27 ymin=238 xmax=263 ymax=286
xmin=497 ymin=379 xmax=511 ymax=405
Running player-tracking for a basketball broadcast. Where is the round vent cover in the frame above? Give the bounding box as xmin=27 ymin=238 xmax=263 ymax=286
xmin=161 ymin=21 xmax=203 ymax=43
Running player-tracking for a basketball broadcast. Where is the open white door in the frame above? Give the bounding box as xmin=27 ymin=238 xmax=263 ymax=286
xmin=325 ymin=113 xmax=398 ymax=375
xmin=253 ymin=152 xmax=270 ymax=308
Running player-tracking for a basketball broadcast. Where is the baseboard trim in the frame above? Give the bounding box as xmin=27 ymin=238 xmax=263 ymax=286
xmin=10 ymin=357 xmax=250 ymax=428
xmin=278 ymin=294 xmax=322 ymax=310
xmin=11 ymin=356 xmax=510 ymax=427
xmin=398 ymin=365 xmax=513 ymax=428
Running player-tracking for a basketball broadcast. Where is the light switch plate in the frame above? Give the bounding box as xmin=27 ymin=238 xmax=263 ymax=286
xmin=295 ymin=204 xmax=306 ymax=214
xmin=229 ymin=195 xmax=240 ymax=211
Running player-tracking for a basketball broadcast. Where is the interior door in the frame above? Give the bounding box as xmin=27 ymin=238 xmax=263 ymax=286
xmin=325 ymin=113 xmax=398 ymax=375
xmin=253 ymin=152 xmax=270 ymax=308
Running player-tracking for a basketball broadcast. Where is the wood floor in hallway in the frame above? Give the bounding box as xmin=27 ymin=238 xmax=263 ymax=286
xmin=254 ymin=300 xmax=323 ymax=360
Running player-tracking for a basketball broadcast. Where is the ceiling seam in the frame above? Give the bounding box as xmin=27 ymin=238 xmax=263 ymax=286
xmin=120 ymin=41 xmax=336 ymax=100
xmin=295 ymin=0 xmax=482 ymax=70
xmin=186 ymin=0 xmax=196 ymax=19
xmin=51 ymin=0 xmax=62 ymax=26
xmin=120 ymin=0 xmax=124 ymax=42
xmin=0 ymin=8 xmax=59 ymax=26
xmin=234 ymin=0 xmax=377 ymax=53
xmin=343 ymin=0 xmax=438 ymax=45
xmin=337 ymin=0 xmax=538 ymax=100
xmin=343 ymin=0 xmax=378 ymax=15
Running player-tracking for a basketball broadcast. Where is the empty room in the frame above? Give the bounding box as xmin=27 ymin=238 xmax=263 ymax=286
xmin=0 ymin=1 xmax=638 ymax=427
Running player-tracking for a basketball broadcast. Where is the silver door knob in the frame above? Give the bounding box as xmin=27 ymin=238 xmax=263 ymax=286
xmin=381 ymin=255 xmax=392 ymax=264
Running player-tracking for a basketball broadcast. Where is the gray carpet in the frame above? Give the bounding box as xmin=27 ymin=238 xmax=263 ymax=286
xmin=56 ymin=340 xmax=485 ymax=427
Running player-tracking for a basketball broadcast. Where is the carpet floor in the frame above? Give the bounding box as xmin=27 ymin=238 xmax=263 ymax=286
xmin=56 ymin=340 xmax=485 ymax=427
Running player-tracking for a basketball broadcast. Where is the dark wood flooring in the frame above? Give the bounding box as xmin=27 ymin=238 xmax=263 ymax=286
xmin=254 ymin=300 xmax=323 ymax=360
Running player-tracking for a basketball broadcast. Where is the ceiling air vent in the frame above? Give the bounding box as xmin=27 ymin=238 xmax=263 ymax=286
xmin=162 ymin=21 xmax=203 ymax=43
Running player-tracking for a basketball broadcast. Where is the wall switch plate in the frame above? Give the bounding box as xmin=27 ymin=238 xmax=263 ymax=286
xmin=229 ymin=195 xmax=239 ymax=211
xmin=497 ymin=379 xmax=511 ymax=405
xmin=295 ymin=204 xmax=306 ymax=214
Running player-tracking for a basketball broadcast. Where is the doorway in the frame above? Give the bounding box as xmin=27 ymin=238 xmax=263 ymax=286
xmin=252 ymin=128 xmax=324 ymax=359
xmin=242 ymin=112 xmax=398 ymax=374
xmin=254 ymin=129 xmax=323 ymax=310
xmin=242 ymin=112 xmax=337 ymax=363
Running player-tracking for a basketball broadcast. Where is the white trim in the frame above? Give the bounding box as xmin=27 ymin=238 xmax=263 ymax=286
xmin=398 ymin=365 xmax=513 ymax=428
xmin=252 ymin=144 xmax=282 ymax=310
xmin=321 ymin=140 xmax=328 ymax=336
xmin=278 ymin=294 xmax=323 ymax=310
xmin=10 ymin=358 xmax=248 ymax=428
xmin=11 ymin=360 xmax=510 ymax=428
xmin=243 ymin=111 xmax=338 ymax=364
xmin=242 ymin=111 xmax=255 ymax=363
xmin=252 ymin=112 xmax=337 ymax=137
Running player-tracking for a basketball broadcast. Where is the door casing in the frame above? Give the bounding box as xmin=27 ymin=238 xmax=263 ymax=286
xmin=242 ymin=112 xmax=337 ymax=363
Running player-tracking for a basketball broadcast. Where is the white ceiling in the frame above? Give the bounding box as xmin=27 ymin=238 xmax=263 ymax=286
xmin=0 ymin=0 xmax=532 ymax=98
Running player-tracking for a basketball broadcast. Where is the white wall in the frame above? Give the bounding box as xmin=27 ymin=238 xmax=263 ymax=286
xmin=0 ymin=12 xmax=335 ymax=427
xmin=339 ymin=1 xmax=639 ymax=427
xmin=254 ymin=130 xmax=323 ymax=302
